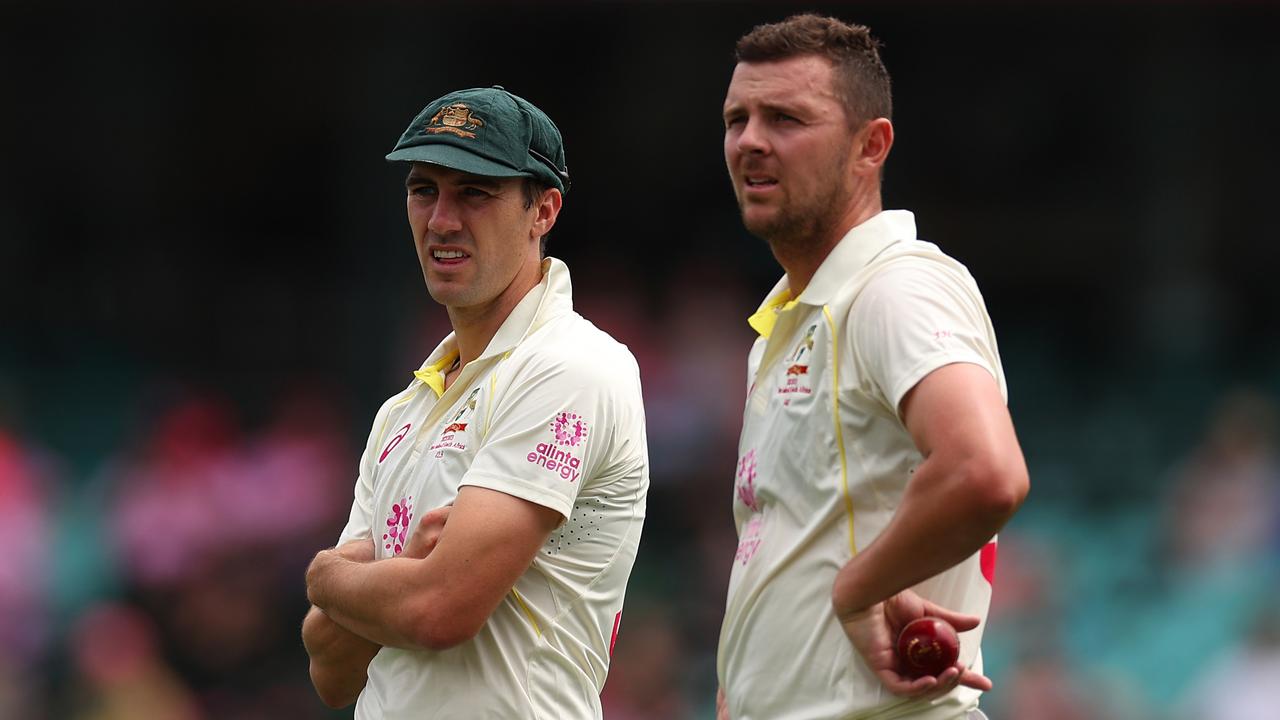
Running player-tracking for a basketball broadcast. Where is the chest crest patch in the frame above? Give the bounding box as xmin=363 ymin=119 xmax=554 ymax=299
xmin=779 ymin=324 xmax=817 ymax=402
xmin=430 ymin=387 xmax=482 ymax=457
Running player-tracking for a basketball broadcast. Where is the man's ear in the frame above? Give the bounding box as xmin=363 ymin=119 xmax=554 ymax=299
xmin=854 ymin=118 xmax=894 ymax=177
xmin=531 ymin=187 xmax=562 ymax=239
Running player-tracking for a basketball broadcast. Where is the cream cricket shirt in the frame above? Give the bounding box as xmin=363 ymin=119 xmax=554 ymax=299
xmin=337 ymin=258 xmax=649 ymax=720
xmin=718 ymin=211 xmax=1006 ymax=720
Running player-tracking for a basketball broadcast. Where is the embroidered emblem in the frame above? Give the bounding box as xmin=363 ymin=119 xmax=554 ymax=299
xmin=383 ymin=496 xmax=414 ymax=555
xmin=551 ymin=412 xmax=588 ymax=447
xmin=431 ymin=388 xmax=481 ymax=457
xmin=779 ymin=324 xmax=817 ymax=401
xmin=791 ymin=324 xmax=817 ymax=362
xmin=451 ymin=388 xmax=481 ymax=423
xmin=426 ymin=103 xmax=485 ymax=139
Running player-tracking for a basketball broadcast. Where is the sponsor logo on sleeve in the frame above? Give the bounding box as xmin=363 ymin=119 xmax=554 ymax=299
xmin=525 ymin=411 xmax=589 ymax=482
xmin=551 ymin=411 xmax=588 ymax=446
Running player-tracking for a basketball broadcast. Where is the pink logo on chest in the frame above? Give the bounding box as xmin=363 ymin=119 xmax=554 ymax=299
xmin=735 ymin=516 xmax=764 ymax=565
xmin=379 ymin=423 xmax=412 ymax=463
xmin=383 ymin=496 xmax=414 ymax=555
xmin=735 ymin=449 xmax=760 ymax=511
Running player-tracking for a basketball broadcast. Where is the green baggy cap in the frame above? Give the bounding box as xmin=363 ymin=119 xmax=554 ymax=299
xmin=386 ymin=86 xmax=570 ymax=194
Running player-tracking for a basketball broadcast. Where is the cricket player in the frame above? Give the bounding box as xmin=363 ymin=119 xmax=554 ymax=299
xmin=715 ymin=15 xmax=1029 ymax=720
xmin=302 ymin=86 xmax=649 ymax=719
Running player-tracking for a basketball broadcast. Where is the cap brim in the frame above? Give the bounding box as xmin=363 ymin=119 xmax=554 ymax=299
xmin=385 ymin=143 xmax=528 ymax=179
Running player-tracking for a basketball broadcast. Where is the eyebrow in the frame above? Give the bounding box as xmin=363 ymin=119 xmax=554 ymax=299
xmin=725 ymin=99 xmax=808 ymax=117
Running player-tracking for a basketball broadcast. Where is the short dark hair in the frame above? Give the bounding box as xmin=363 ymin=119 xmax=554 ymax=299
xmin=735 ymin=14 xmax=892 ymax=126
xmin=521 ymin=177 xmax=554 ymax=257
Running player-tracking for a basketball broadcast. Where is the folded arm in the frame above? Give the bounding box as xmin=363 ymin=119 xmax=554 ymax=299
xmin=306 ymin=485 xmax=562 ymax=651
xmin=301 ymin=539 xmax=382 ymax=708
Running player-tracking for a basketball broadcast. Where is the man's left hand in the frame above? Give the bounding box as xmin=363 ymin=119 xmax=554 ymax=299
xmin=403 ymin=504 xmax=452 ymax=559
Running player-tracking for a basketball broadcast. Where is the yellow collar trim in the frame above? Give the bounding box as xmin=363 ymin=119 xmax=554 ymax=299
xmin=413 ymin=350 xmax=460 ymax=398
xmin=747 ymin=290 xmax=800 ymax=339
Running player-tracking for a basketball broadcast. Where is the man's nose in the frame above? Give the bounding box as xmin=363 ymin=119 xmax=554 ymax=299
xmin=736 ymin=117 xmax=769 ymax=155
xmin=427 ymin=192 xmax=463 ymax=235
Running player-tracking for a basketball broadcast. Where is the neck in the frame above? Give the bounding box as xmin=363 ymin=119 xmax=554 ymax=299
xmin=776 ymin=193 xmax=882 ymax=296
xmin=447 ymin=261 xmax=543 ymax=369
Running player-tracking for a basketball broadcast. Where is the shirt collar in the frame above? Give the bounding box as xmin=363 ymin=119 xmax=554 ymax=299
xmin=746 ymin=210 xmax=916 ymax=338
xmin=413 ymin=257 xmax=574 ymax=394
xmin=413 ymin=351 xmax=458 ymax=398
xmin=485 ymin=256 xmax=574 ymax=356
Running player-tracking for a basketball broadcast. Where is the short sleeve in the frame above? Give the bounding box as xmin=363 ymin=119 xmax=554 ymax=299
xmin=461 ymin=353 xmax=632 ymax=520
xmin=850 ymin=259 xmax=1003 ymax=417
xmin=336 ymin=395 xmax=398 ymax=546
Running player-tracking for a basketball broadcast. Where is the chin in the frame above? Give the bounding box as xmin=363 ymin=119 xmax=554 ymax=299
xmin=425 ymin=281 xmax=464 ymax=307
xmin=741 ymin=208 xmax=782 ymax=240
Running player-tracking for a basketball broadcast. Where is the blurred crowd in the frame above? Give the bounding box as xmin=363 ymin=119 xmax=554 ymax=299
xmin=0 ymin=388 xmax=353 ymax=718
xmin=2 ymin=275 xmax=1278 ymax=719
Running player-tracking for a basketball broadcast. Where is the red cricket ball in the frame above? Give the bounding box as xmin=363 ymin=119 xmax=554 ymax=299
xmin=896 ymin=617 xmax=961 ymax=677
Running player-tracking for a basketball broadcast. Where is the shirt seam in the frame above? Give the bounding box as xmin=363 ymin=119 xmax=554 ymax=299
xmin=886 ymin=350 xmax=995 ymax=417
xmin=458 ymin=470 xmax=575 ymax=519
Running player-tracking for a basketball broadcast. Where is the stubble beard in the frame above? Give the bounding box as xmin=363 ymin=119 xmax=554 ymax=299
xmin=740 ymin=177 xmax=853 ymax=261
xmin=737 ymin=140 xmax=856 ymax=260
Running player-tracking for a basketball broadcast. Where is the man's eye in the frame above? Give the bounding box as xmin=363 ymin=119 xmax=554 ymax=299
xmin=725 ymin=116 xmax=745 ymax=128
xmin=775 ymin=112 xmax=799 ymax=123
xmin=462 ymin=187 xmax=491 ymax=198
xmin=408 ymin=185 xmax=436 ymax=196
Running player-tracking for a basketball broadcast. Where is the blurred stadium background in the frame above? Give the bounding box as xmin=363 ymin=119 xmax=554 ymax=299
xmin=3 ymin=1 xmax=1279 ymax=718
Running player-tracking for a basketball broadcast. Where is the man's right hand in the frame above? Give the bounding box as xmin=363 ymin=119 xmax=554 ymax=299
xmin=333 ymin=537 xmax=376 ymax=562
xmin=303 ymin=538 xmax=381 ymax=709
xmin=834 ymin=589 xmax=991 ymax=698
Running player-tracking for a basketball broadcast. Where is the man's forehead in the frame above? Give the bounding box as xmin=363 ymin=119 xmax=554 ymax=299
xmin=724 ymin=56 xmax=839 ymax=108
